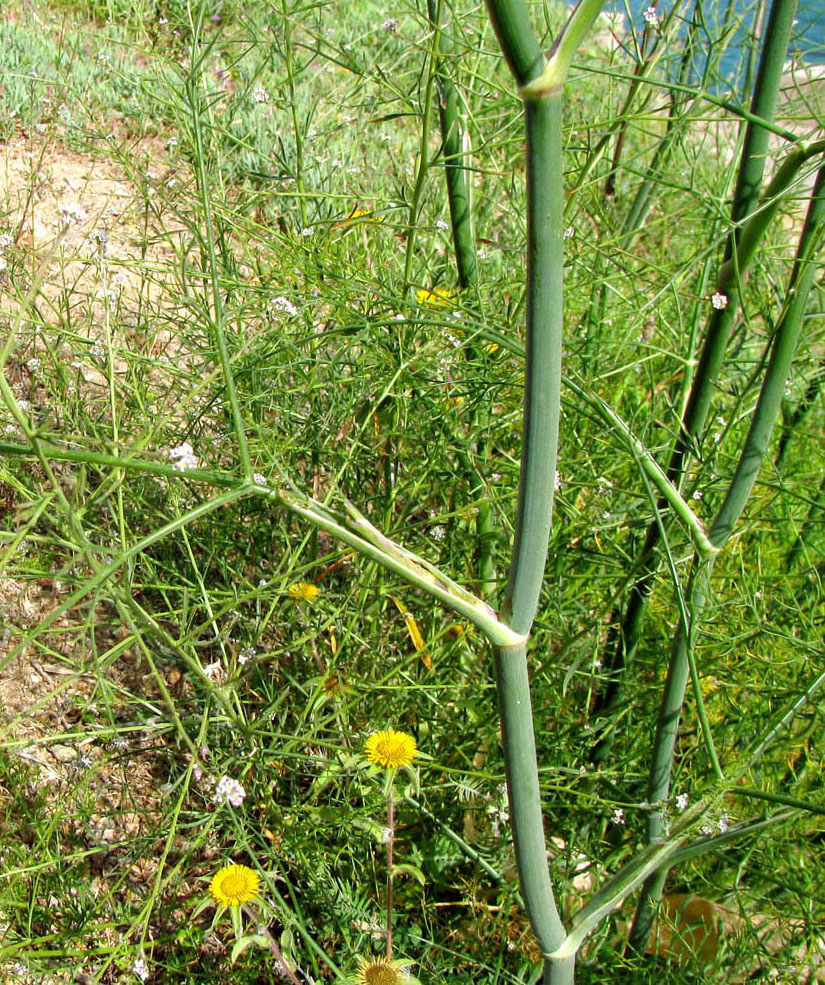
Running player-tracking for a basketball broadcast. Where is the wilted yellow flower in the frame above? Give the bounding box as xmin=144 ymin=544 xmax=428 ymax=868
xmin=365 ymin=729 xmax=417 ymax=769
xmin=415 ymin=287 xmax=456 ymax=308
xmin=288 ymin=581 xmax=320 ymax=601
xmin=352 ymin=956 xmax=418 ymax=985
xmin=333 ymin=207 xmax=383 ymax=229
xmin=209 ymin=864 xmax=260 ymax=907
xmin=447 ymin=622 xmax=474 ymax=639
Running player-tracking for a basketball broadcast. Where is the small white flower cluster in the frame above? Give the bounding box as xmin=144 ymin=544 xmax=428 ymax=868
xmin=643 ymin=6 xmax=658 ymax=26
xmin=487 ymin=784 xmax=509 ymax=838
xmin=675 ymin=792 xmax=689 ymax=811
xmin=611 ymin=807 xmax=626 ymax=826
xmin=253 ymin=472 xmax=267 ymax=486
xmin=382 ymin=18 xmax=398 ymax=32
xmin=711 ymin=292 xmax=728 ymax=310
xmin=251 ymin=86 xmax=270 ymax=104
xmin=132 ymin=956 xmax=149 ymax=982
xmin=214 ymin=775 xmax=246 ymax=807
xmin=58 ymin=202 xmax=88 ymax=226
xmin=238 ymin=646 xmax=256 ymax=665
xmin=26 ymin=357 xmax=42 ymax=373
xmin=168 ymin=441 xmax=199 ymax=471
xmin=202 ymin=660 xmax=224 ymax=682
xmin=267 ymin=296 xmax=298 ymax=318
xmin=700 ymin=812 xmax=730 ymax=835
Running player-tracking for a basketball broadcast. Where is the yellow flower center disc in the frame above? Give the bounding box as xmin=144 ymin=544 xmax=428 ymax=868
xmin=221 ymin=872 xmax=248 ymax=897
xmin=363 ymin=963 xmax=401 ymax=985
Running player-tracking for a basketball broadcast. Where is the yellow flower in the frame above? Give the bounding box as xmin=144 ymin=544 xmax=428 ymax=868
xmin=209 ymin=864 xmax=260 ymax=907
xmin=447 ymin=622 xmax=474 ymax=639
xmin=415 ymin=287 xmax=456 ymax=308
xmin=352 ymin=956 xmax=417 ymax=985
xmin=332 ymin=207 xmax=384 ymax=229
xmin=483 ymin=341 xmax=500 ymax=354
xmin=365 ymin=729 xmax=417 ymax=769
xmin=288 ymin=581 xmax=319 ymax=601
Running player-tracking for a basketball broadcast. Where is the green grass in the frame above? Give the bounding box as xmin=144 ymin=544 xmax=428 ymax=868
xmin=0 ymin=0 xmax=823 ymax=981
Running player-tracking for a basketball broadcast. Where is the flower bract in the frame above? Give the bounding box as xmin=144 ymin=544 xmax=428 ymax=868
xmin=365 ymin=729 xmax=417 ymax=769
xmin=209 ymin=864 xmax=260 ymax=906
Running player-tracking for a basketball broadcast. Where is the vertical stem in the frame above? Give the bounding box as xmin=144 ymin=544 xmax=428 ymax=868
xmin=386 ymin=785 xmax=395 ymax=960
xmin=628 ymin=161 xmax=825 ymax=953
xmin=280 ymin=0 xmax=309 ymax=230
xmin=501 ymin=97 xmax=564 ymax=631
xmin=403 ymin=13 xmax=440 ymax=291
xmin=491 ymin=84 xmax=568 ymax=974
xmin=187 ymin=14 xmax=252 ymax=478
xmin=592 ymin=0 xmax=799 ymax=753
xmin=428 ymin=0 xmax=477 ymax=291
xmin=426 ymin=0 xmax=496 ymax=595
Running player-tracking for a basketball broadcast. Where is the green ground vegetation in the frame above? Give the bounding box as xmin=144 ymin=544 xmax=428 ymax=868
xmin=0 ymin=0 xmax=823 ymax=981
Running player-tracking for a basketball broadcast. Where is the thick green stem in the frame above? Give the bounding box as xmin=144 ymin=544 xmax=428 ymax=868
xmin=428 ymin=0 xmax=477 ymax=291
xmin=712 ymin=165 xmax=825 ymax=544
xmin=426 ymin=0 xmax=496 ymax=595
xmin=494 ymin=643 xmax=566 ymax=956
xmin=502 ymin=96 xmax=564 ymax=631
xmin=403 ymin=11 xmax=440 ymax=290
xmin=628 ymin=161 xmax=825 ymax=954
xmin=593 ymin=0 xmax=801 ymax=754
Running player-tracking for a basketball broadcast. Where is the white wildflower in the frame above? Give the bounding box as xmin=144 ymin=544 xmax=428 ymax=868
xmin=58 ymin=203 xmax=87 ymax=226
xmin=675 ymin=792 xmax=689 ymax=811
xmin=251 ymin=87 xmax=270 ymax=104
xmin=711 ymin=292 xmax=728 ymax=310
xmin=267 ymin=296 xmax=298 ymax=318
xmin=202 ymin=660 xmax=224 ymax=682
xmin=382 ymin=18 xmax=398 ymax=32
xmin=611 ymin=808 xmax=626 ymax=826
xmin=214 ymin=775 xmax=246 ymax=807
xmin=168 ymin=442 xmax=199 ymax=471
xmin=643 ymin=6 xmax=658 ymax=26
xmin=132 ymin=957 xmax=149 ymax=982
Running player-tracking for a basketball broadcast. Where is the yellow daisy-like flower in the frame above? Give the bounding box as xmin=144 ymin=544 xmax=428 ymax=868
xmin=209 ymin=864 xmax=260 ymax=907
xmin=288 ymin=581 xmax=320 ymax=601
xmin=415 ymin=287 xmax=456 ymax=308
xmin=353 ymin=956 xmax=415 ymax=985
xmin=365 ymin=729 xmax=417 ymax=770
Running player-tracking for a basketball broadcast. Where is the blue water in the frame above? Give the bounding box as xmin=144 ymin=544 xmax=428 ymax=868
xmin=609 ymin=0 xmax=825 ymax=91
